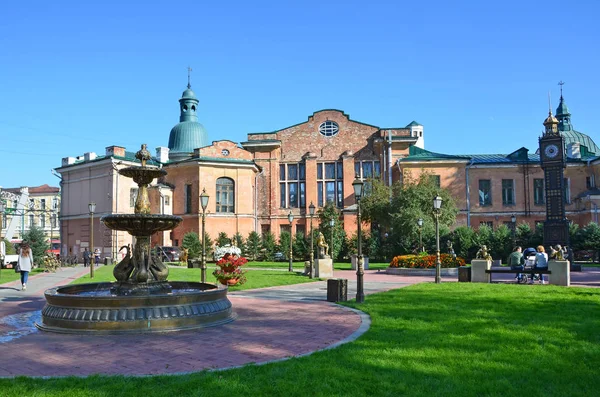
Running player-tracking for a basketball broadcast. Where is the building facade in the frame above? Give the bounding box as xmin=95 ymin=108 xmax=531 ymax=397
xmin=0 ymin=185 xmax=61 ymax=243
xmin=55 ymin=84 xmax=599 ymax=260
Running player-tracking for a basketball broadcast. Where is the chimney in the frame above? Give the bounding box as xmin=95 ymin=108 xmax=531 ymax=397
xmin=567 ymin=142 xmax=581 ymax=159
xmin=84 ymin=152 xmax=97 ymax=161
xmin=156 ymin=147 xmax=170 ymax=164
xmin=62 ymin=157 xmax=76 ymax=166
xmin=105 ymin=146 xmax=126 ymax=157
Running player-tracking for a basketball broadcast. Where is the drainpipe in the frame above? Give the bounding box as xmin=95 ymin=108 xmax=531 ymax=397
xmin=388 ymin=130 xmax=393 ymax=187
xmin=254 ymin=167 xmax=264 ymax=233
xmin=465 ymin=159 xmax=474 ymax=227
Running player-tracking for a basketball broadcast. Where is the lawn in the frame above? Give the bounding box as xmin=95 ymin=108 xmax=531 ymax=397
xmin=0 ymin=268 xmax=46 ymax=284
xmin=242 ymin=260 xmax=391 ymax=271
xmin=69 ymin=264 xmax=317 ymax=291
xmin=2 ymin=283 xmax=599 ymax=396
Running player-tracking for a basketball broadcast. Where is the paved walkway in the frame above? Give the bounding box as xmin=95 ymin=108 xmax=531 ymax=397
xmin=0 ymin=266 xmax=598 ymax=377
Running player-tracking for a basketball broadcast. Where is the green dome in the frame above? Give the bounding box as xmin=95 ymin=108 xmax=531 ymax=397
xmin=167 ymin=85 xmax=208 ymax=160
xmin=562 ymin=130 xmax=600 ymax=156
xmin=168 ymin=121 xmax=208 ymax=154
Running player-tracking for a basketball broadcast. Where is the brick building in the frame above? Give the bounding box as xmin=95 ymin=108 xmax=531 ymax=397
xmin=54 ymin=82 xmax=599 ymax=260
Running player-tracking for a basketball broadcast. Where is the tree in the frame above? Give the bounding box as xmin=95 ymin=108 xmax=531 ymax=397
xmin=579 ymin=222 xmax=600 ymax=252
xmin=203 ymin=232 xmax=214 ymax=259
xmin=181 ymin=232 xmax=201 ymax=259
xmin=293 ymin=232 xmax=308 ymax=261
xmin=450 ymin=226 xmax=477 ymax=261
xmin=232 ymin=232 xmax=245 ymax=252
xmin=2 ymin=239 xmax=16 ymax=255
xmin=261 ymin=231 xmax=277 ymax=261
xmin=279 ymin=231 xmax=292 ymax=259
xmin=245 ymin=231 xmax=261 ymax=261
xmin=22 ymin=226 xmax=49 ymax=266
xmin=216 ymin=232 xmax=230 ymax=247
xmin=360 ymin=174 xmax=458 ymax=256
xmin=491 ymin=224 xmax=512 ymax=262
xmin=515 ymin=222 xmax=533 ymax=249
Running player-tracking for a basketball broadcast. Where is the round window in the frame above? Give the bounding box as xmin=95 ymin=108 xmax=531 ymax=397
xmin=319 ymin=121 xmax=339 ymax=137
xmin=221 ymin=149 xmax=230 ymax=156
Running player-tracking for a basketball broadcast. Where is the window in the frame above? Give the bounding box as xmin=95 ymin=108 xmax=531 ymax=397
xmin=51 ymin=214 xmax=57 ymax=228
xmin=533 ymin=179 xmax=544 ymax=205
xmin=478 ymin=180 xmax=492 ymax=206
xmin=40 ymin=214 xmax=45 ymax=228
xmin=2 ymin=214 xmax=6 ymax=228
xmin=29 ymin=214 xmax=35 ymax=227
xmin=502 ymin=179 xmax=515 ymax=205
xmin=184 ymin=184 xmax=192 ymax=214
xmin=318 ymin=121 xmax=339 ymax=137
xmin=317 ymin=162 xmax=343 ymax=207
xmin=280 ymin=163 xmax=305 ymax=208
xmin=296 ymin=225 xmax=305 ymax=236
xmin=130 ymin=188 xmax=138 ymax=207
xmin=165 ymin=195 xmax=170 ymax=206
xmin=564 ymin=178 xmax=571 ymax=204
xmin=41 ymin=199 xmax=46 ymax=210
xmin=29 ymin=199 xmax=35 ymax=209
xmin=52 ymin=197 xmax=59 ymax=209
xmin=479 ymin=221 xmax=493 ymax=228
xmin=586 ymin=176 xmax=594 ymax=189
xmin=354 ymin=161 xmax=381 ymax=179
xmin=216 ymin=178 xmax=235 ymax=213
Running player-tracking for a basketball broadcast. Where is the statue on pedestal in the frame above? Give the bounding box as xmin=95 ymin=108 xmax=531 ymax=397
xmin=476 ymin=245 xmax=492 ymax=260
xmin=317 ymin=232 xmax=329 ymax=258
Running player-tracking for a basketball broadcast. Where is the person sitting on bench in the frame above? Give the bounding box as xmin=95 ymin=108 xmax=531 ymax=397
xmin=531 ymin=245 xmax=548 ymax=284
xmin=508 ymin=246 xmax=525 ymax=282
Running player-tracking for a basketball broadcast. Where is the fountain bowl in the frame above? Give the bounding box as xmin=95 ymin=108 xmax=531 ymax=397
xmin=36 ymin=281 xmax=236 ymax=334
xmin=101 ymin=214 xmax=182 ymax=237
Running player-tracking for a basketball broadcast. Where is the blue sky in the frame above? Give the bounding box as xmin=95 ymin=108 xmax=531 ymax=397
xmin=1 ymin=0 xmax=599 ymax=188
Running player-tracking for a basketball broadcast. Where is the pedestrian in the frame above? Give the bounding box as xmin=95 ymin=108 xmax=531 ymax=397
xmin=83 ymin=248 xmax=90 ymax=267
xmin=531 ymin=245 xmax=548 ymax=284
xmin=94 ymin=248 xmax=100 ymax=267
xmin=17 ymin=241 xmax=34 ymax=291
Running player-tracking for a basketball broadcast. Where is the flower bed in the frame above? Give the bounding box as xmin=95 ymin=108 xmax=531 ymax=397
xmin=389 ymin=254 xmax=465 ymax=269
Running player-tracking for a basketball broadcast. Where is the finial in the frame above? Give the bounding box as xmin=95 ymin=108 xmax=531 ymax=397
xmin=558 ymin=80 xmax=565 ymax=99
xmin=548 ymin=91 xmax=552 ymax=116
xmin=187 ymin=66 xmax=193 ymax=89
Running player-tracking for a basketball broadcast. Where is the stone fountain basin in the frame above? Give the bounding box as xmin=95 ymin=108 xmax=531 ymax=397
xmin=101 ymin=214 xmax=182 ymax=236
xmin=36 ymin=281 xmax=236 ymax=334
xmin=119 ymin=166 xmax=166 ymax=180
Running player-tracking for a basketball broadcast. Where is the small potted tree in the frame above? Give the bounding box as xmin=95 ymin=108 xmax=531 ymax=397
xmin=213 ymin=253 xmax=248 ymax=286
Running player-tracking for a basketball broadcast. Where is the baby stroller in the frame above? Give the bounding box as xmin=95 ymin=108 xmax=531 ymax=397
xmin=515 ymin=248 xmax=537 ymax=284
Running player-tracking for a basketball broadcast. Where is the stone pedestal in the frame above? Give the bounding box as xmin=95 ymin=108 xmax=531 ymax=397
xmin=315 ymin=258 xmax=333 ymax=278
xmin=548 ymin=260 xmax=570 ymax=286
xmin=471 ymin=259 xmax=491 ymax=283
xmin=351 ymin=255 xmax=369 ymax=270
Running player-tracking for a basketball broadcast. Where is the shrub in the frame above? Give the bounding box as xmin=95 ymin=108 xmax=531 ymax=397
xmin=389 ymin=253 xmax=465 ymax=269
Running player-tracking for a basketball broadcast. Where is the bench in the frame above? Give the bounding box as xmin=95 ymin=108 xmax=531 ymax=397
xmin=485 ymin=267 xmax=552 ymax=283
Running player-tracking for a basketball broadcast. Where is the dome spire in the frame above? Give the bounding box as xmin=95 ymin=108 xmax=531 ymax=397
xmin=556 ymin=81 xmax=572 ymax=132
xmin=543 ymin=91 xmax=559 ymax=135
xmin=187 ymin=66 xmax=192 ymax=89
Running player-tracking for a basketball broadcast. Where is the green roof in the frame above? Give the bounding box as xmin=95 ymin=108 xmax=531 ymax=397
xmin=406 ymin=121 xmax=422 ymax=127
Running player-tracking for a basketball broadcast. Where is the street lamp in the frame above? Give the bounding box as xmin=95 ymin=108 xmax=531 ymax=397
xmin=287 ymin=211 xmax=294 ymax=272
xmin=329 ymin=218 xmax=335 ymax=264
xmin=433 ymin=196 xmax=442 ymax=284
xmin=511 ymin=214 xmax=517 ymax=246
xmin=88 ymin=202 xmax=96 ymax=279
xmin=352 ymin=176 xmax=365 ymax=303
xmin=308 ymin=202 xmax=315 ymax=279
xmin=200 ymin=188 xmax=209 ymax=283
xmin=417 ymin=218 xmax=424 ymax=252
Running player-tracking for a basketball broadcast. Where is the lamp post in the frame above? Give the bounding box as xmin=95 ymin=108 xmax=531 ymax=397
xmin=433 ymin=196 xmax=442 ymax=284
xmin=417 ymin=218 xmax=424 ymax=252
xmin=0 ymin=201 xmax=4 ymax=277
xmin=329 ymin=218 xmax=335 ymax=264
xmin=88 ymin=202 xmax=96 ymax=279
xmin=287 ymin=211 xmax=294 ymax=272
xmin=511 ymin=214 xmax=517 ymax=246
xmin=200 ymin=188 xmax=209 ymax=283
xmin=308 ymin=202 xmax=315 ymax=279
xmin=352 ymin=176 xmax=365 ymax=303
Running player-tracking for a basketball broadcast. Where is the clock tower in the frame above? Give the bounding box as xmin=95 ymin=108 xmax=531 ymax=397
xmin=539 ymin=103 xmax=569 ymax=246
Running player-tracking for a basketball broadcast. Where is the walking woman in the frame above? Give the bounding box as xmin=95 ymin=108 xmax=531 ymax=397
xmin=17 ymin=241 xmax=34 ymax=291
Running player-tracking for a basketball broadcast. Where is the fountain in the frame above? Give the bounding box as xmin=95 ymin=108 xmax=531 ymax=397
xmin=36 ymin=144 xmax=236 ymax=333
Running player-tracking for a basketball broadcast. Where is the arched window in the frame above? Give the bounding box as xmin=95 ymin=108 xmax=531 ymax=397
xmin=216 ymin=178 xmax=235 ymax=213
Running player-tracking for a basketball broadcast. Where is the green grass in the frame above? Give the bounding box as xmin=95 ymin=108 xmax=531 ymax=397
xmin=0 ymin=268 xmax=46 ymax=284
xmin=3 ymin=283 xmax=599 ymax=396
xmin=69 ymin=264 xmax=316 ymax=291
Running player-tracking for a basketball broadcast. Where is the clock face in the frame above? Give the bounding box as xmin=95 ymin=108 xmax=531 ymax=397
xmin=544 ymin=144 xmax=559 ymax=159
